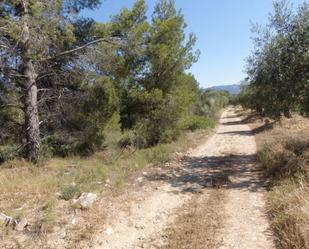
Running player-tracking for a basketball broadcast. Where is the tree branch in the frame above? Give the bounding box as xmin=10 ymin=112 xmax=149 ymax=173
xmin=40 ymin=37 xmax=124 ymax=62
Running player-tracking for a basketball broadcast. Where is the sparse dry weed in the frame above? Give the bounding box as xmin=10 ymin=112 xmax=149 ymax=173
xmin=247 ymin=112 xmax=309 ymax=249
xmin=0 ymin=130 xmax=209 ymax=248
xmin=159 ymin=189 xmax=226 ymax=249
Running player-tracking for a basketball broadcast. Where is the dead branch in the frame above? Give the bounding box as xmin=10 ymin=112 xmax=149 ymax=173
xmin=40 ymin=37 xmax=124 ymax=62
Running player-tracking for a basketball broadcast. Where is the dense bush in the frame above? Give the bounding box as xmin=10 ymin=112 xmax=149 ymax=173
xmin=196 ymin=90 xmax=230 ymax=119
xmin=0 ymin=0 xmax=228 ymax=163
xmin=181 ymin=115 xmax=216 ymax=131
xmin=0 ymin=145 xmax=20 ymax=164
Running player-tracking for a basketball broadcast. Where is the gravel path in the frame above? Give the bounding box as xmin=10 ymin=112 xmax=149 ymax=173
xmin=93 ymin=107 xmax=275 ymax=249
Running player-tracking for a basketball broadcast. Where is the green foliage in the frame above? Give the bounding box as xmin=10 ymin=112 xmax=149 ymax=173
xmin=0 ymin=144 xmax=20 ymax=164
xmin=69 ymin=78 xmax=119 ymax=154
xmin=196 ymin=90 xmax=230 ymax=118
xmin=242 ymin=1 xmax=309 ymax=117
xmin=109 ymin=1 xmax=202 ymax=148
xmin=0 ymin=93 xmax=24 ymax=146
xmin=0 ymin=0 xmax=224 ymax=163
xmin=181 ymin=115 xmax=216 ymax=131
xmin=117 ymin=130 xmax=135 ymax=148
xmin=42 ymin=135 xmax=73 ymax=158
xmin=38 ymin=77 xmax=120 ymax=158
xmin=60 ymin=185 xmax=81 ymax=201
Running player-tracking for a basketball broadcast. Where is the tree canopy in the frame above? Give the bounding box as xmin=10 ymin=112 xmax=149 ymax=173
xmin=240 ymin=1 xmax=309 ymax=117
xmin=0 ymin=0 xmax=229 ymax=163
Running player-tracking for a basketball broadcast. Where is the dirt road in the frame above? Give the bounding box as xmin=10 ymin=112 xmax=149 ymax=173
xmin=93 ymin=107 xmax=274 ymax=249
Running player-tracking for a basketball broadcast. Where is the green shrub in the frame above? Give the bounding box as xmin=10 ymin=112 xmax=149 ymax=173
xmin=102 ymin=113 xmax=122 ymax=149
xmin=117 ymin=130 xmax=134 ymax=148
xmin=74 ymin=128 xmax=104 ymax=157
xmin=44 ymin=129 xmax=105 ymax=158
xmin=60 ymin=185 xmax=81 ymax=200
xmin=181 ymin=115 xmax=216 ymax=131
xmin=44 ymin=77 xmax=120 ymax=157
xmin=38 ymin=143 xmax=54 ymax=162
xmin=44 ymin=135 xmax=74 ymax=158
xmin=131 ymin=121 xmax=158 ymax=148
xmin=118 ymin=114 xmax=215 ymax=149
xmin=0 ymin=144 xmax=20 ymax=164
xmin=129 ymin=119 xmax=181 ymax=149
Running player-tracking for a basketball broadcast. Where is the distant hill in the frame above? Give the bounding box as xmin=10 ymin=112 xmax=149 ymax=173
xmin=207 ymin=84 xmax=241 ymax=95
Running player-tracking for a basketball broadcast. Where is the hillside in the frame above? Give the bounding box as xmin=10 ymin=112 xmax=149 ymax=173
xmin=208 ymin=84 xmax=240 ymax=95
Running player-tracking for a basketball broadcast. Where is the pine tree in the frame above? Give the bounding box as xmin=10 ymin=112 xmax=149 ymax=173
xmin=0 ymin=0 xmax=120 ymax=161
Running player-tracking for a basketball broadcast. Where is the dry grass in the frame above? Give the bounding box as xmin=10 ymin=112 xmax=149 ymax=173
xmin=267 ymin=180 xmax=309 ymax=249
xmin=159 ymin=189 xmax=226 ymax=249
xmin=0 ymin=130 xmax=210 ymax=248
xmin=259 ymin=136 xmax=309 ymax=180
xmin=246 ymin=112 xmax=309 ymax=249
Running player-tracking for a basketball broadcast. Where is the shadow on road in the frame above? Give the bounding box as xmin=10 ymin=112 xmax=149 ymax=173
xmin=145 ymin=115 xmax=270 ymax=195
xmin=146 ymin=153 xmax=267 ymax=194
xmin=221 ymin=120 xmax=275 ymax=135
xmin=220 ymin=120 xmax=244 ymax=126
xmin=218 ymin=130 xmax=254 ymax=136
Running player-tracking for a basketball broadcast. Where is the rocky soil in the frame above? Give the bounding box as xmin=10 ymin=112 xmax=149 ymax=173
xmin=90 ymin=107 xmax=275 ymax=249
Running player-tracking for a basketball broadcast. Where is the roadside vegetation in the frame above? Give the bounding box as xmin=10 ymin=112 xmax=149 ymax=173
xmin=261 ymin=132 xmax=309 ymax=249
xmin=0 ymin=129 xmax=212 ymax=248
xmin=238 ymin=1 xmax=309 ymax=248
xmin=0 ymin=0 xmax=230 ymax=248
xmin=244 ymin=113 xmax=309 ymax=249
xmin=238 ymin=1 xmax=309 ymax=118
xmin=0 ymin=0 xmax=229 ymax=163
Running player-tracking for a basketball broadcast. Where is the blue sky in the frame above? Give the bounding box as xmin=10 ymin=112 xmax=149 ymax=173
xmin=83 ymin=0 xmax=305 ymax=88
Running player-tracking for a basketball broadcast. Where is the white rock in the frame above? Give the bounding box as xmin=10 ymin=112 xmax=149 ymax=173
xmin=59 ymin=228 xmax=66 ymax=239
xmin=77 ymin=193 xmax=98 ymax=209
xmin=16 ymin=218 xmax=28 ymax=231
xmin=71 ymin=218 xmax=76 ymax=225
xmin=104 ymin=227 xmax=114 ymax=235
xmin=137 ymin=177 xmax=143 ymax=183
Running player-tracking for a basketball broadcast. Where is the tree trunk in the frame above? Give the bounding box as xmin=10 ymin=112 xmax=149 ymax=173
xmin=21 ymin=1 xmax=40 ymax=161
xmin=23 ymin=65 xmax=40 ymax=161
